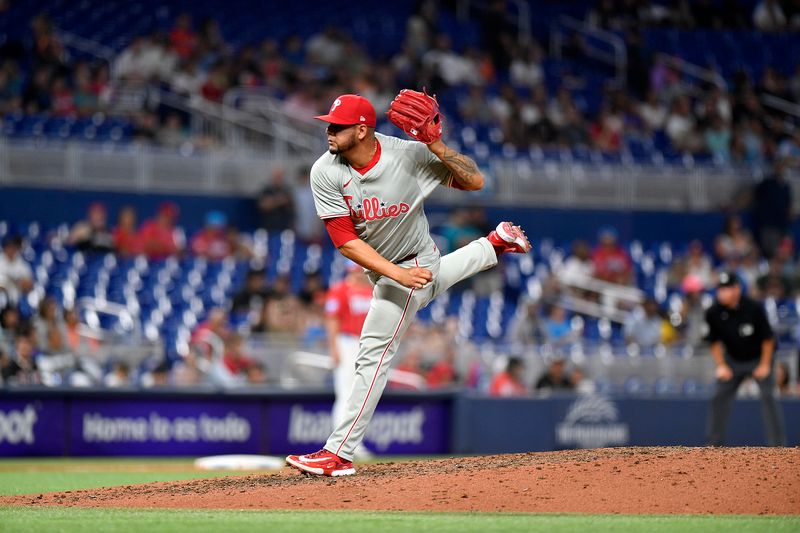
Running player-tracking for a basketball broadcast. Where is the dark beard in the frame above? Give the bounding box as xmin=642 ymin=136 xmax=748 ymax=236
xmin=328 ymin=135 xmax=356 ymax=155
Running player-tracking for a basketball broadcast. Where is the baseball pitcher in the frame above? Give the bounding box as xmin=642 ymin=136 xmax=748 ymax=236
xmin=287 ymin=90 xmax=530 ymax=476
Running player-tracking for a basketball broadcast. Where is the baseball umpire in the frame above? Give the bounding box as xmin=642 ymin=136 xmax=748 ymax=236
xmin=705 ymin=271 xmax=786 ymax=446
xmin=285 ymin=90 xmax=531 ymax=476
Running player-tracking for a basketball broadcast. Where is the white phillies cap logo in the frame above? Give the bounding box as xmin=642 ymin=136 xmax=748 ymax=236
xmin=359 ymin=115 xmax=366 ymax=122
xmin=331 ymin=99 xmax=342 ymax=112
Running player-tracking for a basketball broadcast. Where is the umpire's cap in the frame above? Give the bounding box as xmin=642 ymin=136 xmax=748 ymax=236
xmin=717 ymin=271 xmax=740 ymax=288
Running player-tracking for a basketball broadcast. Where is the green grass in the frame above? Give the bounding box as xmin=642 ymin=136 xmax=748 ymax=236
xmin=0 ymin=458 xmax=251 ymax=496
xmin=0 ymin=508 xmax=797 ymax=533
xmin=0 ymin=458 xmax=797 ymax=532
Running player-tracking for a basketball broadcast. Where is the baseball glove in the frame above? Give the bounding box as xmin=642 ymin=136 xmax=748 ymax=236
xmin=386 ymin=88 xmax=443 ymax=144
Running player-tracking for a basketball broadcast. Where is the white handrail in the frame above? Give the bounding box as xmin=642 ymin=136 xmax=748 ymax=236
xmin=655 ymin=53 xmax=727 ymax=90
xmin=551 ymin=16 xmax=627 ymax=87
xmin=761 ymin=93 xmax=800 ymax=123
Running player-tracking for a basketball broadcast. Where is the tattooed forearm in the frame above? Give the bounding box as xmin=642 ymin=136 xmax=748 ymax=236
xmin=435 ymin=145 xmax=484 ymax=190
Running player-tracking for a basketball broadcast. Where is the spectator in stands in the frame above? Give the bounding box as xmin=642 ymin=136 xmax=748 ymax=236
xmin=704 ymin=113 xmax=732 ymax=163
xmin=112 ymin=206 xmax=141 ymax=257
xmin=1 ymin=333 xmax=40 ymax=385
xmin=72 ymin=63 xmax=97 ymax=115
xmin=68 ymin=202 xmax=116 ymax=254
xmin=191 ymin=307 xmax=229 ymax=362
xmin=624 ymin=297 xmax=670 ymax=350
xmin=592 ymin=227 xmax=633 ymax=285
xmin=103 ymin=362 xmax=131 ymax=387
xmin=170 ymin=58 xmax=204 ymax=97
xmin=509 ymin=42 xmax=544 ymax=89
xmin=684 ymin=240 xmax=714 ymax=289
xmin=590 ymin=105 xmax=624 ymax=153
xmin=156 ymin=113 xmax=189 ymax=149
xmin=507 ymin=297 xmax=542 ymax=346
xmin=666 ymin=96 xmax=702 ymax=152
xmin=426 ymin=345 xmax=458 ymax=388
xmin=169 ymin=13 xmax=198 ymax=60
xmin=0 ymin=235 xmax=33 ymax=306
xmin=541 ymin=304 xmax=575 ymax=345
xmin=245 ymin=361 xmax=268 ymax=385
xmin=211 ymin=333 xmax=256 ymax=387
xmin=570 ymin=366 xmax=595 ymax=394
xmin=257 ymin=167 xmax=295 ymax=233
xmin=141 ymin=360 xmax=172 ymax=388
xmin=21 ymin=67 xmax=50 ymax=113
xmin=63 ymin=307 xmax=98 ymax=355
xmin=440 ymin=208 xmax=482 ymax=253
xmin=638 ymin=89 xmax=668 ymax=133
xmin=774 ymin=361 xmax=795 ymax=396
xmin=231 ymin=268 xmax=269 ymax=319
xmin=261 ymin=274 xmax=303 ymax=334
xmin=50 ymin=76 xmax=75 ymax=117
xmin=489 ymin=357 xmax=528 ymax=397
xmin=751 ymin=159 xmax=793 ymax=258
xmin=559 ymin=240 xmax=594 ymax=285
xmin=714 ymin=215 xmax=755 ymax=264
xmin=292 ymin=168 xmax=324 ymax=243
xmin=191 ymin=210 xmax=234 ymax=260
xmin=34 ymin=296 xmax=68 ymax=355
xmin=200 ymin=61 xmax=229 ymax=103
xmin=535 ymin=357 xmax=574 ymax=392
xmin=0 ymin=307 xmax=24 ymax=356
xmin=756 ymin=258 xmax=794 ymax=300
xmin=753 ymin=0 xmax=787 ymax=31
xmin=679 ymin=274 xmax=709 ymax=348
xmin=385 ymin=347 xmax=423 ymax=390
xmin=0 ymin=63 xmax=22 ymax=113
xmin=138 ymin=202 xmax=182 ymax=260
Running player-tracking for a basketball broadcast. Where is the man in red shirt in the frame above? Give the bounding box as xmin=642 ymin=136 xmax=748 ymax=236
xmin=489 ymin=357 xmax=528 ymax=397
xmin=325 ymin=262 xmax=373 ymax=457
xmin=191 ymin=211 xmax=234 ymax=260
xmin=591 ymin=226 xmax=633 ymax=284
xmin=138 ymin=202 xmax=182 ymax=260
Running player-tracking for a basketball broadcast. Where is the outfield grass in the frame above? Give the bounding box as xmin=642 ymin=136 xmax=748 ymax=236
xmin=0 ymin=508 xmax=797 ymax=533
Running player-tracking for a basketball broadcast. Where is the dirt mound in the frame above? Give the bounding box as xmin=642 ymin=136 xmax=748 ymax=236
xmin=4 ymin=447 xmax=799 ymax=514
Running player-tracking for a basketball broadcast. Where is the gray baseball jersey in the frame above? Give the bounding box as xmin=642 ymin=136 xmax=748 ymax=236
xmin=310 ymin=132 xmax=453 ymax=264
xmin=306 ymin=131 xmax=499 ymax=462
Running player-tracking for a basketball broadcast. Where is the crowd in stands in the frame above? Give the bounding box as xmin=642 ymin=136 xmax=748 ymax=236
xmin=1 ymin=3 xmax=799 ymax=167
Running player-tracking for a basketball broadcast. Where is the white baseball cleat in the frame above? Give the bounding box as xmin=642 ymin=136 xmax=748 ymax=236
xmin=487 ymin=221 xmax=532 ymax=254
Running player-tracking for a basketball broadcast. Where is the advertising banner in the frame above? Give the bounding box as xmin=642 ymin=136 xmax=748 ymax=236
xmin=69 ymin=398 xmax=263 ymax=456
xmin=454 ymin=395 xmax=800 ymax=454
xmin=0 ymin=398 xmax=65 ymax=456
xmin=267 ymin=399 xmax=450 ymax=455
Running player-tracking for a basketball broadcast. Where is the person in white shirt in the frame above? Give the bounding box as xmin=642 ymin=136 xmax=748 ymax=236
xmin=0 ymin=236 xmax=33 ymax=306
xmin=753 ymin=0 xmax=787 ymax=31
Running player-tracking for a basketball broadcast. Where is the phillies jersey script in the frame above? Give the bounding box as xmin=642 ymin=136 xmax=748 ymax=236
xmin=310 ymin=133 xmax=453 ymax=265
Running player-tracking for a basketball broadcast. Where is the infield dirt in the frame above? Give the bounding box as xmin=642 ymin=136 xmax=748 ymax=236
xmin=3 ymin=447 xmax=799 ymax=514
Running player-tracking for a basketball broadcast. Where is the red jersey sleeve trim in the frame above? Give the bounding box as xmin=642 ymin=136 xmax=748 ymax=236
xmin=324 ymin=216 xmax=359 ymax=248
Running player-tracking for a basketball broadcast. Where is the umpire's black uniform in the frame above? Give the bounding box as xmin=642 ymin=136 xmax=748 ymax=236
xmin=705 ymin=273 xmax=786 ymax=446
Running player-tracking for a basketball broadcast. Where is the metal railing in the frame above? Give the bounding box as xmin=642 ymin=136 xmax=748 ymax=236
xmin=551 ymin=16 xmax=628 ymax=87
xmin=5 ymin=139 xmax=799 ymax=211
xmin=655 ymin=53 xmax=727 ymax=91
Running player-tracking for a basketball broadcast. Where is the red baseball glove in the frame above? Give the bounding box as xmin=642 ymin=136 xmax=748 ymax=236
xmin=386 ymin=88 xmax=443 ymax=144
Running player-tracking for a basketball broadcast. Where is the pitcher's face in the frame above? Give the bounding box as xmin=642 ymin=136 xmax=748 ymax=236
xmin=326 ymin=123 xmax=358 ymax=154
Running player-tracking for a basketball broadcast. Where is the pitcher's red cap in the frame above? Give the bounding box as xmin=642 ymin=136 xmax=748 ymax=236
xmin=315 ymin=94 xmax=376 ymax=127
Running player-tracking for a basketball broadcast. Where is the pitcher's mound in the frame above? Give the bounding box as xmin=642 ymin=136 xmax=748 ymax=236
xmin=5 ymin=447 xmax=799 ymax=515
